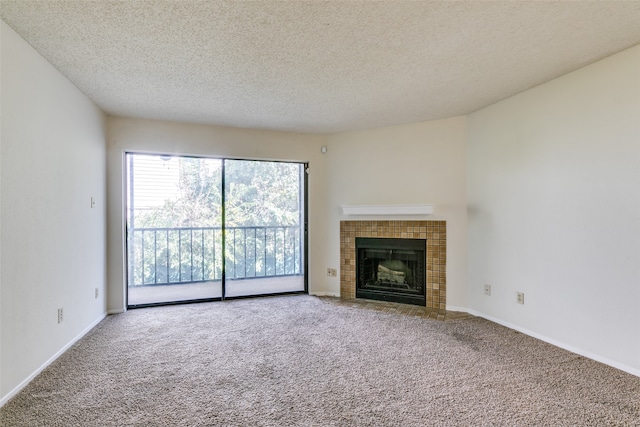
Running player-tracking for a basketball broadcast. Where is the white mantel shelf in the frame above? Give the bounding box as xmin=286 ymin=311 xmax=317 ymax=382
xmin=341 ymin=204 xmax=434 ymax=216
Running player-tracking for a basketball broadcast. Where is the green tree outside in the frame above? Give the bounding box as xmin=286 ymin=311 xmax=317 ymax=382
xmin=128 ymin=156 xmax=304 ymax=286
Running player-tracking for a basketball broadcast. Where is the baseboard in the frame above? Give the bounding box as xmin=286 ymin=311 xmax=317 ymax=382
xmin=466 ymin=308 xmax=640 ymax=378
xmin=445 ymin=305 xmax=468 ymax=313
xmin=309 ymin=291 xmax=340 ymax=297
xmin=0 ymin=312 xmax=107 ymax=408
xmin=107 ymin=308 xmax=125 ymax=314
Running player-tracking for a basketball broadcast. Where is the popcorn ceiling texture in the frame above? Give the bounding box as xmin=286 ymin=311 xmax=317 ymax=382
xmin=1 ymin=1 xmax=640 ymax=133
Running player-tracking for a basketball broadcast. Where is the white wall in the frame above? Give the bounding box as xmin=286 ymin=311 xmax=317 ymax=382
xmin=0 ymin=20 xmax=107 ymax=402
xmin=324 ymin=117 xmax=468 ymax=307
xmin=106 ymin=117 xmax=328 ymax=312
xmin=467 ymin=45 xmax=640 ymax=375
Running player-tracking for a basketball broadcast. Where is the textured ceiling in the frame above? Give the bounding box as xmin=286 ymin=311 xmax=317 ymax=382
xmin=2 ymin=1 xmax=640 ymax=134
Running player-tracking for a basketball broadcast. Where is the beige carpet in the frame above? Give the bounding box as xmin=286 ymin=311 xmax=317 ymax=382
xmin=1 ymin=295 xmax=638 ymax=426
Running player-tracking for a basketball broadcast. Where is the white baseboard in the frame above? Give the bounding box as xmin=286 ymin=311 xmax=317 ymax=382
xmin=466 ymin=308 xmax=640 ymax=378
xmin=107 ymin=308 xmax=125 ymax=314
xmin=445 ymin=305 xmax=468 ymax=313
xmin=309 ymin=291 xmax=340 ymax=297
xmin=0 ymin=312 xmax=107 ymax=408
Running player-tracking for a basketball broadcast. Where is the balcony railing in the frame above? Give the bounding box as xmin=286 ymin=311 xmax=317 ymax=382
xmin=128 ymin=225 xmax=303 ymax=287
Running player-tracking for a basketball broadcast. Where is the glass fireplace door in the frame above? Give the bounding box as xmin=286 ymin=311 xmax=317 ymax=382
xmin=356 ymin=237 xmax=426 ymax=306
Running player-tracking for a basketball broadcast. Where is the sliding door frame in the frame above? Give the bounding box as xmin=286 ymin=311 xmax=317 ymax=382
xmin=124 ymin=152 xmax=308 ymax=308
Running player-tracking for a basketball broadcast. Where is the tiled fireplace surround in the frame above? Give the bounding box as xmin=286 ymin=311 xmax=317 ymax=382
xmin=340 ymin=220 xmax=447 ymax=311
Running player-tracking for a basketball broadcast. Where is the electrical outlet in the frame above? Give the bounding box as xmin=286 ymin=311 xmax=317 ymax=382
xmin=57 ymin=308 xmax=64 ymax=324
xmin=327 ymin=268 xmax=337 ymax=277
xmin=95 ymin=288 xmax=99 ymax=299
xmin=484 ymin=284 xmax=491 ymax=296
xmin=517 ymin=292 xmax=525 ymax=305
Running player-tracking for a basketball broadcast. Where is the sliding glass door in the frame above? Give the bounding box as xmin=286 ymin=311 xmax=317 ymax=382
xmin=126 ymin=154 xmax=224 ymax=306
xmin=224 ymin=159 xmax=306 ymax=297
xmin=126 ymin=153 xmax=306 ymax=307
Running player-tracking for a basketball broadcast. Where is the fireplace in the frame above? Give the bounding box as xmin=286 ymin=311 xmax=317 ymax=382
xmin=356 ymin=237 xmax=426 ymax=306
xmin=340 ymin=220 xmax=446 ymax=311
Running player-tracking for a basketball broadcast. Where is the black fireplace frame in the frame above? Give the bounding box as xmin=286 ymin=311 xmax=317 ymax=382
xmin=355 ymin=237 xmax=426 ymax=306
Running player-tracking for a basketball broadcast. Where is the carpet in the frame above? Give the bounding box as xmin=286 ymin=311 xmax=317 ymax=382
xmin=1 ymin=295 xmax=639 ymax=426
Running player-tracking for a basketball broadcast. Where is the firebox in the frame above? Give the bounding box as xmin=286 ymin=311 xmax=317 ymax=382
xmin=355 ymin=237 xmax=426 ymax=306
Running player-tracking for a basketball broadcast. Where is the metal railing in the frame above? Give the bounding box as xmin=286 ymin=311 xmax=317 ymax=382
xmin=128 ymin=225 xmax=302 ymax=287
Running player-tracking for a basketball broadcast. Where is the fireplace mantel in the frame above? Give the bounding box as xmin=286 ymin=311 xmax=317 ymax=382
xmin=341 ymin=204 xmax=434 ymax=216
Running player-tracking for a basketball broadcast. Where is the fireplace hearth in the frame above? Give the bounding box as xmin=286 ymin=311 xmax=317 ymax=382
xmin=356 ymin=237 xmax=426 ymax=306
